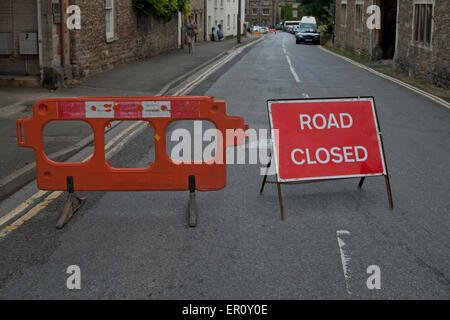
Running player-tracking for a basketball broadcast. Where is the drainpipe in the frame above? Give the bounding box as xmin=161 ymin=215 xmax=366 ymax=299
xmin=37 ymin=0 xmax=43 ymax=84
xmin=370 ymin=0 xmax=374 ymax=60
xmin=393 ymin=0 xmax=399 ymax=62
xmin=204 ymin=0 xmax=207 ymax=41
xmin=60 ymin=0 xmax=66 ymax=80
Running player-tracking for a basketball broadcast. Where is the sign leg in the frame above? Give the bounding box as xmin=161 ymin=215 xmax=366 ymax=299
xmin=188 ymin=175 xmax=197 ymax=227
xmin=384 ymin=175 xmax=394 ymax=210
xmin=56 ymin=177 xmax=86 ymax=229
xmin=358 ymin=177 xmax=366 ymax=189
xmin=277 ymin=183 xmax=285 ymax=221
xmin=260 ymin=160 xmax=271 ymax=194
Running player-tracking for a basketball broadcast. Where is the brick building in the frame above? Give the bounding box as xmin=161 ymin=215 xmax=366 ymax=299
xmin=0 ymin=0 xmax=182 ymax=88
xmin=334 ymin=0 xmax=449 ymax=88
xmin=245 ymin=0 xmax=302 ymax=26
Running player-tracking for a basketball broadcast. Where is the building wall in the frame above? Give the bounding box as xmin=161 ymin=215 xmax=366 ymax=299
xmin=190 ymin=0 xmax=205 ymax=42
xmin=334 ymin=0 xmax=449 ymax=88
xmin=395 ymin=0 xmax=449 ymax=88
xmin=207 ymin=0 xmax=245 ymax=40
xmin=0 ymin=0 xmax=40 ymax=76
xmin=334 ymin=0 xmax=381 ymax=60
xmin=246 ymin=0 xmax=275 ymax=26
xmin=70 ymin=0 xmax=178 ymax=79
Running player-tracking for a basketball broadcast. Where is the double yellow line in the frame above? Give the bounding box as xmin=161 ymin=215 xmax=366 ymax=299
xmin=0 ymin=121 xmax=145 ymax=238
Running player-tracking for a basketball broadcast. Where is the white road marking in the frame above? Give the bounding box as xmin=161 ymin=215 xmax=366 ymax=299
xmin=285 ymin=55 xmax=301 ymax=83
xmin=175 ymin=37 xmax=264 ymax=95
xmin=318 ymin=45 xmax=450 ymax=110
xmin=302 ymin=93 xmax=310 ymax=98
xmin=336 ymin=230 xmax=352 ymax=295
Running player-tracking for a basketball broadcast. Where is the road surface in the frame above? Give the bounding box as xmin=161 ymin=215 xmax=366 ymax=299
xmin=0 ymin=32 xmax=449 ymax=299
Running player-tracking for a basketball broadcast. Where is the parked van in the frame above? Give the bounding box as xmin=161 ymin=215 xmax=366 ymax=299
xmin=300 ymin=16 xmax=317 ymax=26
xmin=283 ymin=20 xmax=301 ymax=31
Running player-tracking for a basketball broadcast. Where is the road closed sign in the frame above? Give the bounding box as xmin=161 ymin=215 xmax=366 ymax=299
xmin=268 ymin=97 xmax=387 ymax=182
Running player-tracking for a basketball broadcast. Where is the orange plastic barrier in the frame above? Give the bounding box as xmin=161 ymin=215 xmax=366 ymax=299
xmin=17 ymin=96 xmax=248 ymax=192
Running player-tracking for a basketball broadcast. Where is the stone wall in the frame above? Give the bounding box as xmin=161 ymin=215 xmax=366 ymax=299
xmin=70 ymin=0 xmax=178 ymax=79
xmin=334 ymin=0 xmax=381 ymax=60
xmin=395 ymin=0 xmax=449 ymax=88
xmin=334 ymin=0 xmax=449 ymax=88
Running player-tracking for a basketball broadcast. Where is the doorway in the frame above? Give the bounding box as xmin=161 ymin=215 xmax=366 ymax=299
xmin=381 ymin=0 xmax=397 ymax=59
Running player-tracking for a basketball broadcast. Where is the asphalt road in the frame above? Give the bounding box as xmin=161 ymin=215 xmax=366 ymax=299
xmin=0 ymin=32 xmax=449 ymax=299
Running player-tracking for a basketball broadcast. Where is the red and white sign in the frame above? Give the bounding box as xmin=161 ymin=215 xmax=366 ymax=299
xmin=57 ymin=100 xmax=200 ymax=119
xmin=268 ymin=97 xmax=386 ymax=182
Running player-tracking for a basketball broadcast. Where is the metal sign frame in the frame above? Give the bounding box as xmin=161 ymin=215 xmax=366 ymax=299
xmin=260 ymin=96 xmax=394 ymax=220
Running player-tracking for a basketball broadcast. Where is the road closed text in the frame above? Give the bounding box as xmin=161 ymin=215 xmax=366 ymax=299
xmin=269 ymin=99 xmax=386 ymax=181
xmin=291 ymin=113 xmax=368 ymax=166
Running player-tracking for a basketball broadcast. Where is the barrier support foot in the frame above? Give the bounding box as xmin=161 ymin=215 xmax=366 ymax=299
xmin=188 ymin=176 xmax=197 ymax=227
xmin=56 ymin=176 xmax=86 ymax=229
xmin=56 ymin=193 xmax=86 ymax=229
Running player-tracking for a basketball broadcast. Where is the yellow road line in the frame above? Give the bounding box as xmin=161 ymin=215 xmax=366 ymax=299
xmin=0 ymin=123 xmax=148 ymax=239
xmin=0 ymin=191 xmax=63 ymax=238
xmin=318 ymin=45 xmax=450 ymax=110
xmin=0 ymin=121 xmax=145 ymax=233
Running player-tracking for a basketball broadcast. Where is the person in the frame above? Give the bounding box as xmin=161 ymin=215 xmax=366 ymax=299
xmin=185 ymin=15 xmax=198 ymax=54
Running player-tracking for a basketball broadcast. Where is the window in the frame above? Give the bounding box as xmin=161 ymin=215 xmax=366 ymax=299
xmin=227 ymin=14 xmax=230 ymax=29
xmin=253 ymin=8 xmax=258 ymax=15
xmin=106 ymin=0 xmax=114 ymax=40
xmin=414 ymin=3 xmax=433 ymax=46
xmin=341 ymin=0 xmax=347 ymax=27
xmin=355 ymin=3 xmax=363 ymax=31
xmin=263 ymin=9 xmax=270 ymax=15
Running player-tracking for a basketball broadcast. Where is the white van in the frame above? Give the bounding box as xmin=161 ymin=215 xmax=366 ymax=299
xmin=300 ymin=16 xmax=317 ymax=26
xmin=284 ymin=20 xmax=301 ymax=32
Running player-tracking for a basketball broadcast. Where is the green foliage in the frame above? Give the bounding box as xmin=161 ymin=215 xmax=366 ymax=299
xmin=281 ymin=4 xmax=293 ymax=21
xmin=297 ymin=0 xmax=334 ymax=26
xmin=132 ymin=0 xmax=188 ymax=20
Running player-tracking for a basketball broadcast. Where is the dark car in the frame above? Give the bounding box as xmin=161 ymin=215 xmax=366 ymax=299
xmin=295 ymin=24 xmax=320 ymax=45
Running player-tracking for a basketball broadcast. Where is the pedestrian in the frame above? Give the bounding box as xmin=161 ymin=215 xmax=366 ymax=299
xmin=185 ymin=15 xmax=198 ymax=54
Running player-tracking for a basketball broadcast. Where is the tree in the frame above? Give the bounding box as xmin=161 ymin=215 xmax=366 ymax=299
xmin=296 ymin=0 xmax=334 ymax=26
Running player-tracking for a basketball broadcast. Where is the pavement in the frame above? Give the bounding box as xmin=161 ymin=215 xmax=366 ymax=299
xmin=0 ymin=35 xmax=261 ymax=201
xmin=0 ymin=32 xmax=448 ymax=299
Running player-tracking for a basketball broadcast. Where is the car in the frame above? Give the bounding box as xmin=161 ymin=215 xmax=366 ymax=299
xmin=295 ymin=24 xmax=320 ymax=44
xmin=252 ymin=26 xmax=261 ymax=33
xmin=260 ymin=27 xmax=269 ymax=34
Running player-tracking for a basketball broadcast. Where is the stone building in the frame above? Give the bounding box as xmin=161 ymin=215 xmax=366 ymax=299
xmin=189 ymin=0 xmax=205 ymax=42
xmin=246 ymin=0 xmax=277 ymax=27
xmin=0 ymin=0 xmax=181 ymax=88
xmin=245 ymin=0 xmax=302 ymax=26
xmin=334 ymin=0 xmax=449 ymax=88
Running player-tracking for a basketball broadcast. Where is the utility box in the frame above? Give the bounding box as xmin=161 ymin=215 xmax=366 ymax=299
xmin=0 ymin=33 xmax=14 ymax=55
xmin=19 ymin=32 xmax=38 ymax=55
